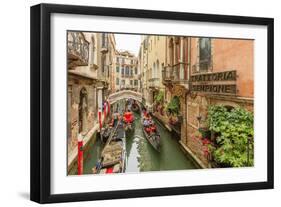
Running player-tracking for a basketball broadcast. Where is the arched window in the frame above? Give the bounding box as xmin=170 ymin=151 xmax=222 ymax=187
xmin=125 ymin=66 xmax=129 ymax=75
xmin=199 ymin=38 xmax=212 ymax=71
xmin=156 ymin=60 xmax=159 ymax=78
xmin=169 ymin=38 xmax=174 ymax=66
xmin=101 ymin=33 xmax=108 ymax=48
xmin=101 ymin=55 xmax=106 ymax=73
xmin=153 ymin=62 xmax=156 ymax=78
xmin=79 ymin=87 xmax=88 ymax=133
xmin=89 ymin=35 xmax=96 ymax=65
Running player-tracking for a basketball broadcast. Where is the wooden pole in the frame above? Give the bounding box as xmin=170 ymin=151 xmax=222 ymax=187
xmin=77 ymin=133 xmax=83 ymax=175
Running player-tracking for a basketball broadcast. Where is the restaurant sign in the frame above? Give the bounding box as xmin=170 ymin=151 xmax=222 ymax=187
xmin=191 ymin=70 xmax=237 ymax=95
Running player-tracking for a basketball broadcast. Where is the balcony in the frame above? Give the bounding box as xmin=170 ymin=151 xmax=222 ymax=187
xmin=162 ymin=62 xmax=189 ymax=85
xmin=67 ymin=32 xmax=89 ymax=68
xmin=100 ymin=45 xmax=108 ymax=53
xmin=99 ymin=65 xmax=110 ymax=83
xmin=120 ymin=85 xmax=138 ymax=91
xmin=148 ymin=78 xmax=160 ymax=89
xmin=121 ymin=73 xmax=134 ymax=78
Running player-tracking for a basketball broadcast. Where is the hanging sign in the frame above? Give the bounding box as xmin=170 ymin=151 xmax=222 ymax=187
xmin=191 ymin=70 xmax=237 ymax=95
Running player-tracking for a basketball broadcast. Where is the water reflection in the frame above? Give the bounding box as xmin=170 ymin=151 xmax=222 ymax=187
xmin=83 ymin=104 xmax=198 ymax=175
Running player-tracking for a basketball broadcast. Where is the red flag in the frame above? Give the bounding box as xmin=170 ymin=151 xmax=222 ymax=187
xmin=98 ymin=111 xmax=102 ymax=129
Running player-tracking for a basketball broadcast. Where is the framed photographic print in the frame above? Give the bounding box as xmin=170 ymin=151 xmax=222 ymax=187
xmin=30 ymin=3 xmax=274 ymax=203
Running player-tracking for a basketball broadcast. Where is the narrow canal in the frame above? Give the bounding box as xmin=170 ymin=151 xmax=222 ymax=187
xmin=83 ymin=102 xmax=198 ymax=174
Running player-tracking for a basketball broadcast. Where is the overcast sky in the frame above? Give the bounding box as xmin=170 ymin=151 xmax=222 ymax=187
xmin=114 ymin=34 xmax=141 ymax=56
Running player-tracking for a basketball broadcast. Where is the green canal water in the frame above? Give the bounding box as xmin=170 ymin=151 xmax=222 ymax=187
xmin=83 ymin=111 xmax=198 ymax=174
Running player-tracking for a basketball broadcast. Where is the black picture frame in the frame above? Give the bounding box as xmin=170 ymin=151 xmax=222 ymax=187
xmin=30 ymin=3 xmax=274 ymax=204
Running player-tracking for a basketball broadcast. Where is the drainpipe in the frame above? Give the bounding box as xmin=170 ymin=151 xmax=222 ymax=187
xmin=180 ymin=37 xmax=184 ymax=80
xmin=185 ymin=37 xmax=192 ymax=146
xmin=188 ymin=37 xmax=191 ymax=83
xmin=97 ymin=87 xmax=103 ymax=129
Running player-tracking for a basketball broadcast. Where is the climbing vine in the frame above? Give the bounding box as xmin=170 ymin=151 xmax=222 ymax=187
xmin=207 ymin=105 xmax=254 ymax=167
xmin=166 ymin=96 xmax=180 ymax=115
xmin=154 ymin=91 xmax=164 ymax=104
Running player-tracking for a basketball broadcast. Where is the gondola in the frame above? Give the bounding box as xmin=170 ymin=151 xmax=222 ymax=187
xmin=141 ymin=114 xmax=161 ymax=152
xmin=123 ymin=119 xmax=135 ymax=133
xmin=93 ymin=121 xmax=126 ymax=174
xmin=100 ymin=126 xmax=113 ymax=143
xmin=122 ymin=111 xmax=135 ymax=136
xmin=131 ymin=100 xmax=140 ymax=113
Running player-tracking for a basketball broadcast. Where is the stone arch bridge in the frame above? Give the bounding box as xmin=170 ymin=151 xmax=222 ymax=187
xmin=108 ymin=90 xmax=142 ymax=104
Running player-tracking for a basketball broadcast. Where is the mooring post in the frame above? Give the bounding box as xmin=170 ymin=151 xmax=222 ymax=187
xmin=77 ymin=133 xmax=84 ymax=175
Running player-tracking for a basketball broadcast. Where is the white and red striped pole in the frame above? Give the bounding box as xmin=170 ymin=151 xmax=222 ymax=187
xmin=98 ymin=109 xmax=102 ymax=130
xmin=104 ymin=102 xmax=107 ymax=118
xmin=77 ymin=133 xmax=83 ymax=175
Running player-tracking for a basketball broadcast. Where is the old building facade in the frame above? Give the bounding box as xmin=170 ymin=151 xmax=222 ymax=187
xmin=140 ymin=35 xmax=167 ymax=110
xmin=162 ymin=37 xmax=254 ymax=167
xmin=114 ymin=50 xmax=139 ymax=92
xmin=67 ymin=31 xmax=254 ymax=174
xmin=67 ymin=32 xmax=116 ymax=172
xmin=140 ymin=35 xmax=254 ymax=167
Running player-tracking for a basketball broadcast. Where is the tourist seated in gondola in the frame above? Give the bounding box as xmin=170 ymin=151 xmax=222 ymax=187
xmin=144 ymin=123 xmax=152 ymax=134
xmin=150 ymin=121 xmax=157 ymax=133
xmin=143 ymin=117 xmax=152 ymax=134
xmin=143 ymin=118 xmax=150 ymax=127
xmin=142 ymin=107 xmax=148 ymax=117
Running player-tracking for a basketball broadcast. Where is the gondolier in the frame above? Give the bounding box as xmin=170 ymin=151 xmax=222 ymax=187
xmin=111 ymin=110 xmax=120 ymax=127
xmin=123 ymin=109 xmax=134 ymax=124
xmin=123 ymin=109 xmax=135 ymax=133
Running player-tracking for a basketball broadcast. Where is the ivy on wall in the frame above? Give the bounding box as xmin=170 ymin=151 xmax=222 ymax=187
xmin=207 ymin=105 xmax=254 ymax=167
xmin=154 ymin=91 xmax=164 ymax=104
xmin=166 ymin=96 xmax=180 ymax=115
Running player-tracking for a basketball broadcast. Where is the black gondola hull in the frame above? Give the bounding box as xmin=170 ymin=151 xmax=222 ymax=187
xmin=142 ymin=127 xmax=160 ymax=152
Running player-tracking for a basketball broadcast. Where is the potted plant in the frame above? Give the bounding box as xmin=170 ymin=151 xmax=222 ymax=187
xmin=168 ymin=114 xmax=178 ymax=125
xmin=166 ymin=96 xmax=180 ymax=116
xmin=198 ymin=127 xmax=211 ymax=139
